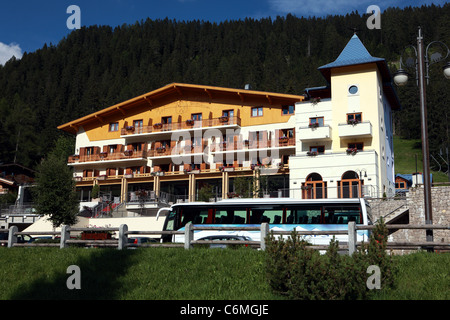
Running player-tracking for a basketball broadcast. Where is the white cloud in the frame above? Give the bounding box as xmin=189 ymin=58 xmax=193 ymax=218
xmin=0 ymin=42 xmax=23 ymax=66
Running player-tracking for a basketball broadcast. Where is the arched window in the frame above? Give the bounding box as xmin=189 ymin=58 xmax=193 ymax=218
xmin=338 ymin=171 xmax=363 ymax=198
xmin=302 ymin=173 xmax=327 ymax=199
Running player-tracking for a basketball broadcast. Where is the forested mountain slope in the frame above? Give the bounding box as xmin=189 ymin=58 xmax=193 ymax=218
xmin=0 ymin=4 xmax=448 ymax=169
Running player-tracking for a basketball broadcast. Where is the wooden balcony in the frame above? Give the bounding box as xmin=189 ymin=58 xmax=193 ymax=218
xmin=73 ymin=163 xmax=290 ymax=183
xmin=121 ymin=116 xmax=241 ymax=137
xmin=68 ymin=150 xmax=148 ymax=164
xmin=147 ymin=145 xmax=205 ymax=158
xmin=210 ymin=137 xmax=295 ymax=153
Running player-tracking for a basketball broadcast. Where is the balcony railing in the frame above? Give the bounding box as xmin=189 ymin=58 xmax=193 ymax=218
xmin=73 ymin=164 xmax=290 ymax=182
xmin=147 ymin=145 xmax=205 ymax=158
xmin=338 ymin=121 xmax=372 ymax=138
xmin=121 ymin=116 xmax=241 ymax=136
xmin=298 ymin=125 xmax=332 ymax=141
xmin=68 ymin=150 xmax=148 ymax=164
xmin=210 ymin=137 xmax=295 ymax=152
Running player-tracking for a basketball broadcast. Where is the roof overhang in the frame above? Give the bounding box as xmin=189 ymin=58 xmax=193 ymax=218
xmin=58 ymin=83 xmax=305 ymax=134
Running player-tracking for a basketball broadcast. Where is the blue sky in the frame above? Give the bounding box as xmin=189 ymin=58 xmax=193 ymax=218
xmin=0 ymin=0 xmax=448 ymax=64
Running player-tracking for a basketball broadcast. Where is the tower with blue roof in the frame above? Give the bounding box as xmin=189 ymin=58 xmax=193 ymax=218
xmin=289 ymin=34 xmax=402 ymax=199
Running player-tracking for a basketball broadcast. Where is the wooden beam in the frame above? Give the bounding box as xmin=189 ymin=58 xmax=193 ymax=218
xmin=204 ymin=88 xmax=213 ymax=99
xmin=69 ymin=124 xmax=79 ymax=133
xmin=144 ymin=96 xmax=153 ymax=107
xmin=95 ymin=114 xmax=105 ymax=124
xmin=116 ymin=106 xmax=126 ymax=116
xmin=237 ymin=92 xmax=244 ymax=103
xmin=173 ymin=85 xmax=183 ymax=97
xmin=266 ymin=95 xmax=273 ymax=105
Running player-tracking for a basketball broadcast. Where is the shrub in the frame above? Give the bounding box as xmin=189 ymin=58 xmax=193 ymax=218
xmin=265 ymin=219 xmax=397 ymax=300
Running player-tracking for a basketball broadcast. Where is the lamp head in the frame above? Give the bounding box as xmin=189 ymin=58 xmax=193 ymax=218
xmin=443 ymin=62 xmax=450 ymax=80
xmin=393 ymin=69 xmax=409 ymax=86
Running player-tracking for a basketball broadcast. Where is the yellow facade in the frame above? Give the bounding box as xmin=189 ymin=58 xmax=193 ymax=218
xmin=330 ymin=63 xmax=380 ymax=153
xmin=83 ymin=99 xmax=295 ymax=142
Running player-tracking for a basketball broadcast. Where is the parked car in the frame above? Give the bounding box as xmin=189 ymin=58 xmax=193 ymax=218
xmin=197 ymin=235 xmax=253 ymax=249
xmin=0 ymin=232 xmax=8 ymax=246
xmin=127 ymin=237 xmax=159 ymax=248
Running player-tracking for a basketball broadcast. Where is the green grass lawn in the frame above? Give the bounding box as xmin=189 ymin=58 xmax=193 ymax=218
xmin=0 ymin=247 xmax=448 ymax=300
xmin=394 ymin=136 xmax=449 ymax=182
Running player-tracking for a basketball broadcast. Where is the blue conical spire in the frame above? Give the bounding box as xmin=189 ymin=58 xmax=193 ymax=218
xmin=319 ymin=34 xmax=384 ymax=71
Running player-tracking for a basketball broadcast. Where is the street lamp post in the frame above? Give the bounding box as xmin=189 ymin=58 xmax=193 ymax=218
xmin=393 ymin=27 xmax=450 ymax=244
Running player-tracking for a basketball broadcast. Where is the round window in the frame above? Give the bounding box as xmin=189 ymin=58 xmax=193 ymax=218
xmin=349 ymin=85 xmax=358 ymax=94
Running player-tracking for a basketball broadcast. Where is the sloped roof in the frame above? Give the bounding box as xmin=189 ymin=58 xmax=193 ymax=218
xmin=319 ymin=34 xmax=385 ymax=71
xmin=318 ymin=34 xmax=401 ymax=110
xmin=58 ymin=82 xmax=304 ymax=134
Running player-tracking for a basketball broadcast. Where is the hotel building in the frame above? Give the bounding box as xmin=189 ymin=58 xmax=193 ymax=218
xmin=58 ymin=34 xmax=400 ymax=211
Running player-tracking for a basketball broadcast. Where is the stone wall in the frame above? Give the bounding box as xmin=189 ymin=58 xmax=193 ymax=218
xmin=369 ymin=186 xmax=450 ymax=245
xmin=403 ymin=186 xmax=450 ymax=244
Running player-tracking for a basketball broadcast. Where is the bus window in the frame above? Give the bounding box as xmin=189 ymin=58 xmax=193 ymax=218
xmin=215 ymin=208 xmax=247 ymax=224
xmin=286 ymin=206 xmax=322 ymax=224
xmin=323 ymin=206 xmax=361 ymax=224
xmin=250 ymin=207 xmax=283 ymax=224
xmin=165 ymin=211 xmax=176 ymax=231
xmin=180 ymin=208 xmax=209 ymax=227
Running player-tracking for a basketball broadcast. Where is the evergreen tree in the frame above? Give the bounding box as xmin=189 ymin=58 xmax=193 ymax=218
xmin=33 ymin=136 xmax=78 ymax=228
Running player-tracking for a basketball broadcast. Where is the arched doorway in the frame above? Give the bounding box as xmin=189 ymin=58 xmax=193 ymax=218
xmin=302 ymin=173 xmax=327 ymax=199
xmin=338 ymin=171 xmax=363 ymax=198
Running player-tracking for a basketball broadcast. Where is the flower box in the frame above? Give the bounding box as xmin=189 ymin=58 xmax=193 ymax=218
xmin=347 ymin=119 xmax=360 ymax=125
xmin=346 ymin=148 xmax=358 ymax=155
xmin=126 ymin=126 xmax=135 ymax=131
xmin=124 ymin=150 xmax=133 ymax=156
xmin=311 ymin=97 xmax=321 ymax=105
xmin=309 ymin=123 xmax=319 ymax=128
xmin=186 ymin=119 xmax=195 ymax=125
xmin=153 ymin=123 xmax=162 ymax=129
xmin=99 ymin=152 xmax=108 ymax=158
xmin=219 ymin=116 xmax=229 ymax=123
xmin=156 ymin=147 xmax=166 ymax=153
xmin=306 ymin=151 xmax=318 ymax=156
xmin=81 ymin=231 xmax=112 ymax=240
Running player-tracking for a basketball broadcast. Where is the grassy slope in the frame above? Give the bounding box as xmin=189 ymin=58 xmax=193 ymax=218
xmin=0 ymin=247 xmax=448 ymax=300
xmin=393 ymin=136 xmax=448 ymax=182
